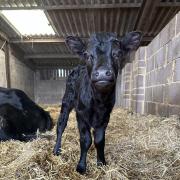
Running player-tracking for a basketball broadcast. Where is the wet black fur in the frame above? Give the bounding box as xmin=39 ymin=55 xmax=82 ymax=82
xmin=53 ymin=32 xmax=142 ymax=174
xmin=0 ymin=87 xmax=53 ymax=141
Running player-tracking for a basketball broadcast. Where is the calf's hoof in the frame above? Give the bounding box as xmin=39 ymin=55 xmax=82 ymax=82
xmin=97 ymin=160 xmax=106 ymax=167
xmin=76 ymin=163 xmax=86 ymax=174
xmin=53 ymin=146 xmax=61 ymax=156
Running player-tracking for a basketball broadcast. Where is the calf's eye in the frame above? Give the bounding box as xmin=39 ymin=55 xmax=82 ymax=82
xmin=112 ymin=50 xmax=123 ymax=59
xmin=88 ymin=55 xmax=93 ymax=62
xmin=84 ymin=52 xmax=93 ymax=65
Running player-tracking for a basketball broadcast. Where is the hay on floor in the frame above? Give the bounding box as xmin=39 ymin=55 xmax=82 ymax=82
xmin=0 ymin=106 xmax=180 ymax=180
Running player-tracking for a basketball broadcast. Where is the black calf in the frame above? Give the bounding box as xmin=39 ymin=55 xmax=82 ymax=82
xmin=0 ymin=87 xmax=53 ymax=141
xmin=53 ymin=32 xmax=142 ymax=173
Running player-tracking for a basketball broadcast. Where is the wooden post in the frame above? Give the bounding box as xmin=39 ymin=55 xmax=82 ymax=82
xmin=5 ymin=42 xmax=11 ymax=88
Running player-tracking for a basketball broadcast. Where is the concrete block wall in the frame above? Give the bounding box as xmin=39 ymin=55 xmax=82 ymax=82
xmin=0 ymin=49 xmax=7 ymax=87
xmin=0 ymin=46 xmax=35 ymax=100
xmin=9 ymin=54 xmax=35 ymax=99
xmin=34 ymin=70 xmax=66 ymax=105
xmin=118 ymin=63 xmax=132 ymax=109
xmin=130 ymin=47 xmax=146 ymax=114
xmin=119 ymin=11 xmax=180 ymax=116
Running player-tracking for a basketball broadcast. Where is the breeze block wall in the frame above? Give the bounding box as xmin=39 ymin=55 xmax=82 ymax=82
xmin=119 ymin=11 xmax=180 ymax=116
xmin=130 ymin=47 xmax=146 ymax=114
xmin=9 ymin=53 xmax=35 ymax=100
xmin=34 ymin=69 xmax=67 ymax=105
xmin=0 ymin=49 xmax=7 ymax=87
xmin=119 ymin=63 xmax=132 ymax=109
xmin=0 ymin=47 xmax=35 ymax=100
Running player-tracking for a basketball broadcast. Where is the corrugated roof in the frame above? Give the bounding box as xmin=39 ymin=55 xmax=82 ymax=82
xmin=0 ymin=0 xmax=179 ymax=67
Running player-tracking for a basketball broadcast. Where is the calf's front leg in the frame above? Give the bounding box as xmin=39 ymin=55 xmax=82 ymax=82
xmin=93 ymin=127 xmax=106 ymax=166
xmin=76 ymin=119 xmax=92 ymax=174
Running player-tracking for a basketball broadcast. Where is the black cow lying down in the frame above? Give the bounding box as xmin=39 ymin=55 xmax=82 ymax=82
xmin=0 ymin=87 xmax=53 ymax=141
xmin=53 ymin=32 xmax=142 ymax=173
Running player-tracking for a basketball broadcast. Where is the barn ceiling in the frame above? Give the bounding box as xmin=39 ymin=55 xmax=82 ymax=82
xmin=0 ymin=0 xmax=180 ymax=68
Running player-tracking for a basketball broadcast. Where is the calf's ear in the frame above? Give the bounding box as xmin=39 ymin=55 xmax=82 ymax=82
xmin=65 ymin=36 xmax=86 ymax=56
xmin=121 ymin=31 xmax=142 ymax=51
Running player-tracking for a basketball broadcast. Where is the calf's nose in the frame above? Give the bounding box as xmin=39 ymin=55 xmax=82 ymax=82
xmin=94 ymin=69 xmax=114 ymax=80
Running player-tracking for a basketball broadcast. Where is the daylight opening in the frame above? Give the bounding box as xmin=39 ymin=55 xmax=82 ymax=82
xmin=1 ymin=10 xmax=55 ymax=35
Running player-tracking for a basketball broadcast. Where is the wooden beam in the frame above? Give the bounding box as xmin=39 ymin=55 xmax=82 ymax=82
xmin=160 ymin=2 xmax=180 ymax=7
xmin=0 ymin=13 xmax=21 ymax=37
xmin=0 ymin=3 xmax=141 ymax=10
xmin=5 ymin=42 xmax=11 ymax=88
xmin=0 ymin=2 xmax=180 ymax=10
xmin=134 ymin=0 xmax=161 ymax=31
xmin=10 ymin=38 xmax=65 ymax=43
xmin=11 ymin=36 xmax=153 ymax=44
xmin=36 ymin=65 xmax=76 ymax=69
xmin=25 ymin=54 xmax=78 ymax=59
xmin=0 ymin=31 xmax=9 ymax=42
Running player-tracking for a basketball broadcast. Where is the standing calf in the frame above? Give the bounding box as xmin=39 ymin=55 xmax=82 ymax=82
xmin=53 ymin=32 xmax=142 ymax=173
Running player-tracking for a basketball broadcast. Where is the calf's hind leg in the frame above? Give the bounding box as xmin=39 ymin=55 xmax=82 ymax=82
xmin=0 ymin=129 xmax=11 ymax=141
xmin=53 ymin=100 xmax=73 ymax=155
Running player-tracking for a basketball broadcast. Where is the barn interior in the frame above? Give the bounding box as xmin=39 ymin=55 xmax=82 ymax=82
xmin=0 ymin=0 xmax=180 ymax=116
xmin=0 ymin=1 xmax=180 ymax=179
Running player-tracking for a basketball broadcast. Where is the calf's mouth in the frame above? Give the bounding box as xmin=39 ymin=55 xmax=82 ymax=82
xmin=93 ymin=80 xmax=115 ymax=92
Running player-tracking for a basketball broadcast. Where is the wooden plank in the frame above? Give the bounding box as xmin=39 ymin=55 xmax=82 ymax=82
xmin=0 ymin=3 xmax=142 ymax=10
xmin=5 ymin=42 xmax=11 ymax=88
xmin=0 ymin=31 xmax=9 ymax=42
xmin=10 ymin=38 xmax=65 ymax=43
xmin=11 ymin=35 xmax=153 ymax=44
xmin=0 ymin=13 xmax=21 ymax=38
xmin=1 ymin=1 xmax=180 ymax=10
xmin=24 ymin=53 xmax=78 ymax=59
xmin=36 ymin=65 xmax=76 ymax=69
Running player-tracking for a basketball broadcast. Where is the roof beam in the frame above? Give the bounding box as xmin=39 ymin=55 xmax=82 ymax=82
xmin=36 ymin=65 xmax=77 ymax=69
xmin=5 ymin=42 xmax=11 ymax=88
xmin=0 ymin=3 xmax=141 ymax=10
xmin=160 ymin=2 xmax=180 ymax=7
xmin=11 ymin=36 xmax=153 ymax=44
xmin=134 ymin=0 xmax=161 ymax=31
xmin=10 ymin=38 xmax=65 ymax=43
xmin=0 ymin=2 xmax=180 ymax=10
xmin=0 ymin=31 xmax=9 ymax=42
xmin=25 ymin=53 xmax=78 ymax=59
xmin=0 ymin=13 xmax=21 ymax=37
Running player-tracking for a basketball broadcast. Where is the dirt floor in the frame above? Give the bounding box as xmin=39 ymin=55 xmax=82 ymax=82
xmin=0 ymin=106 xmax=180 ymax=180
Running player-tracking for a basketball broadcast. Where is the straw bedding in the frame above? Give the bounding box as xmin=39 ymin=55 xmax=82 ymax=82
xmin=0 ymin=106 xmax=179 ymax=180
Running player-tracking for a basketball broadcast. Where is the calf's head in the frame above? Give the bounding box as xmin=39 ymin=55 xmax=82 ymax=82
xmin=66 ymin=32 xmax=142 ymax=93
xmin=38 ymin=109 xmax=53 ymax=131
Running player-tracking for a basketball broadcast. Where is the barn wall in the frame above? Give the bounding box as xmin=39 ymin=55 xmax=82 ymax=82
xmin=130 ymin=47 xmax=146 ymax=114
xmin=144 ymin=12 xmax=180 ymax=116
xmin=119 ymin=11 xmax=180 ymax=116
xmin=115 ymin=73 xmax=122 ymax=106
xmin=34 ymin=70 xmax=66 ymax=105
xmin=0 ymin=49 xmax=7 ymax=87
xmin=9 ymin=53 xmax=35 ymax=100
